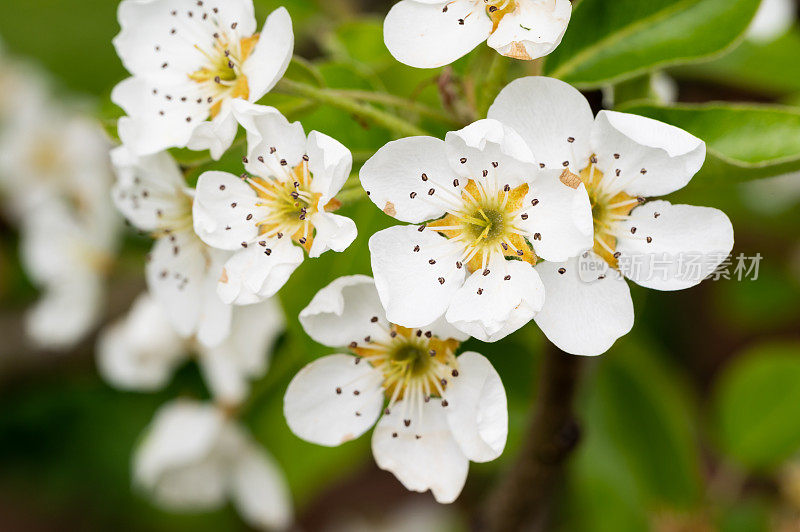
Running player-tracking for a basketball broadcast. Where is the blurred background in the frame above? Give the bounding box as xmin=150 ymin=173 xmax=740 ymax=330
xmin=1 ymin=0 xmax=800 ymax=530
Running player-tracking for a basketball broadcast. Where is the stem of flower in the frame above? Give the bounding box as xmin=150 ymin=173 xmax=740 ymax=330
xmin=327 ymin=89 xmax=463 ymax=128
xmin=477 ymin=53 xmax=509 ymax=117
xmin=274 ymin=78 xmax=430 ymax=138
xmin=479 ymin=343 xmax=584 ymax=531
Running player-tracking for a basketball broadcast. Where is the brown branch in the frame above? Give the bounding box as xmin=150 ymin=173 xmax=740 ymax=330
xmin=478 ymin=344 xmax=585 ymax=532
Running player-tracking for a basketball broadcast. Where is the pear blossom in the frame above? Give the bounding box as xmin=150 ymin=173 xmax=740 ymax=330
xmin=111 ymin=1 xmax=293 ymax=159
xmin=193 ymin=102 xmax=357 ymax=305
xmin=0 ymin=86 xmax=120 ymax=348
xmin=488 ymin=76 xmax=734 ymax=356
xmin=98 ymin=292 xmax=283 ymax=405
xmin=284 ymin=276 xmax=508 ymax=503
xmin=747 ymin=0 xmax=796 ymax=43
xmin=111 ymin=146 xmax=236 ymax=347
xmin=383 ymin=0 xmax=572 ymax=68
xmin=360 ymin=118 xmax=593 ymax=342
xmin=134 ymin=399 xmax=292 ymax=530
xmin=20 ymin=197 xmax=118 ymax=349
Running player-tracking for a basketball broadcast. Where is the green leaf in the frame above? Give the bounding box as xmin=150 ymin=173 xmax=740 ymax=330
xmin=579 ymin=336 xmax=703 ymax=509
xmin=674 ymin=30 xmax=800 ymax=96
xmin=711 ymin=342 xmax=800 ymax=471
xmin=620 ymin=103 xmax=800 ymax=184
xmin=545 ymin=0 xmax=761 ymax=88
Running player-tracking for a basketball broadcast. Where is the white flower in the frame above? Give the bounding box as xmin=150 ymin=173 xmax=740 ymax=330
xmin=134 ymin=399 xmax=292 ymax=530
xmin=0 ymin=94 xmax=117 ymax=224
xmin=111 ymin=1 xmax=293 ymax=159
xmin=97 ymin=292 xmax=283 ymax=405
xmin=193 ymin=102 xmax=357 ymax=305
xmin=383 ymin=0 xmax=571 ymax=68
xmin=488 ymin=76 xmax=735 ymax=356
xmin=284 ymin=276 xmax=508 ymax=504
xmin=20 ymin=198 xmax=117 ymax=349
xmin=747 ymin=0 xmax=796 ymax=43
xmin=112 ymin=146 xmax=234 ymax=347
xmin=360 ymin=119 xmax=593 ymax=342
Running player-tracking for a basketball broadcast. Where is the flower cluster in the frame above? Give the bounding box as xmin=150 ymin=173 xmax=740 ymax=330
xmin=78 ymin=0 xmax=738 ymax=525
xmin=0 ymin=50 xmax=120 ymax=349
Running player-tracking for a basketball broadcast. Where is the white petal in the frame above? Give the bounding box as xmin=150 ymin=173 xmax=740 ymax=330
xmin=284 ymin=354 xmax=385 ymax=447
xmin=217 ymin=239 xmax=304 ymax=305
xmin=145 ymin=230 xmax=207 ymax=338
xmin=443 ymin=352 xmax=507 ymax=462
xmin=194 ymin=249 xmax=234 ymax=347
xmin=371 ymin=399 xmax=469 ymax=504
xmin=615 ymin=201 xmax=735 ymax=291
xmin=518 ymin=169 xmax=594 ymax=262
xmin=307 ymin=130 xmax=353 ymax=206
xmin=534 ymin=254 xmax=634 ymax=356
xmin=97 ymin=294 xmax=186 ymax=391
xmin=185 ymin=102 xmax=239 ymax=161
xmin=444 ymin=119 xmax=539 ymax=189
xmin=487 ymin=0 xmax=571 ymax=61
xmin=307 ymin=212 xmax=357 ymax=259
xmin=591 ymin=110 xmax=706 ymax=198
xmin=488 ymin=76 xmax=594 ymax=170
xmin=383 ymin=0 xmax=492 ymax=69
xmin=114 ymin=0 xmax=255 ymax=76
xmin=111 ymin=146 xmax=189 ymax=232
xmin=199 ymin=298 xmax=284 ymax=405
xmin=445 ymin=255 xmax=544 ymax=342
xmin=243 ymin=7 xmax=294 ymax=101
xmin=193 ymin=171 xmax=262 ymax=250
xmin=360 ymin=136 xmax=457 ymax=224
xmin=369 ymin=225 xmax=466 ymax=328
xmin=232 ymin=100 xmax=306 ymax=178
xmin=747 ymin=0 xmax=796 ymax=42
xmin=133 ymin=400 xmax=225 ymax=491
xmin=298 ymin=275 xmax=388 ymax=348
xmin=112 ymin=77 xmax=207 ymax=156
xmin=26 ymin=278 xmax=102 ymax=350
xmin=230 ymin=442 xmax=293 ymax=531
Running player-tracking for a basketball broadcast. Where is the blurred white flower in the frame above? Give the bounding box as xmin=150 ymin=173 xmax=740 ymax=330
xmin=20 ymin=198 xmax=118 ymax=349
xmin=193 ymin=102 xmax=356 ymax=305
xmin=98 ymin=292 xmax=283 ymax=405
xmin=0 ymin=63 xmax=121 ymax=349
xmin=284 ymin=276 xmax=507 ymax=504
xmin=134 ymin=399 xmax=292 ymax=530
xmin=112 ymin=1 xmax=293 ymax=159
xmin=383 ymin=0 xmax=571 ymax=68
xmin=112 ymin=146 xmax=234 ymax=347
xmin=488 ymin=76 xmax=734 ymax=356
xmin=747 ymin=0 xmax=796 ymax=43
xmin=361 ymin=118 xmax=593 ymax=342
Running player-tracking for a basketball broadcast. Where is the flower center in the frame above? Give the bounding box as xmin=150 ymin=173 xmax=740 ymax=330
xmin=352 ymin=325 xmax=460 ymax=406
xmin=429 ymin=179 xmax=536 ymax=273
xmin=577 ymin=160 xmax=643 ymax=268
xmin=244 ymin=158 xmax=323 ymax=253
xmin=484 ymin=0 xmax=517 ymax=30
xmin=188 ymin=32 xmax=259 ymax=118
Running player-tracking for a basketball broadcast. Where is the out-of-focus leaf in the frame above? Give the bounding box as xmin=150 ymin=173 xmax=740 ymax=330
xmin=621 ymin=103 xmax=800 ymax=184
xmin=711 ymin=342 xmax=800 ymax=471
xmin=545 ymin=0 xmax=761 ymax=88
xmin=719 ymin=498 xmax=772 ymax=532
xmin=563 ymin=335 xmax=703 ymax=528
xmin=674 ymin=30 xmax=800 ymax=96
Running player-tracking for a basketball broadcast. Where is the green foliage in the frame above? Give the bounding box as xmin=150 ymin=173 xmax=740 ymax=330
xmin=711 ymin=342 xmax=800 ymax=471
xmin=621 ymin=103 xmax=800 ymax=184
xmin=545 ymin=0 xmax=761 ymax=88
